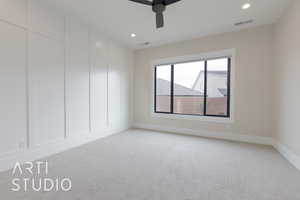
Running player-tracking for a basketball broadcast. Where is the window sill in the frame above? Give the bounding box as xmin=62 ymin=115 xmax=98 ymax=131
xmin=151 ymin=112 xmax=234 ymax=124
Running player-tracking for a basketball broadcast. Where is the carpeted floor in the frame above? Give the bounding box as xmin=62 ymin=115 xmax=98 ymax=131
xmin=0 ymin=129 xmax=300 ymax=200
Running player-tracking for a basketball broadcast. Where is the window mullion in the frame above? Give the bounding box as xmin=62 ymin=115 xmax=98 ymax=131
xmin=154 ymin=67 xmax=157 ymax=113
xmin=203 ymin=60 xmax=207 ymax=116
xmin=171 ymin=65 xmax=174 ymax=114
xmin=227 ymin=58 xmax=231 ymax=117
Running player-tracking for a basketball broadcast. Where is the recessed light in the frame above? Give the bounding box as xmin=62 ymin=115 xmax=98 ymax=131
xmin=242 ymin=3 xmax=251 ymax=10
xmin=131 ymin=33 xmax=136 ymax=38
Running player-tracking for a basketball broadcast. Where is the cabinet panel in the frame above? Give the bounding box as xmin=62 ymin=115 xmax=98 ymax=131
xmin=108 ymin=44 xmax=122 ymax=128
xmin=0 ymin=0 xmax=28 ymax=27
xmin=28 ymin=33 xmax=65 ymax=146
xmin=0 ymin=22 xmax=27 ymax=154
xmin=29 ymin=0 xmax=65 ymax=40
xmin=66 ymin=20 xmax=90 ymax=137
xmin=90 ymin=35 xmax=109 ymax=132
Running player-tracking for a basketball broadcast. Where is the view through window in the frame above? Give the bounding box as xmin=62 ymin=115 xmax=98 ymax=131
xmin=154 ymin=57 xmax=230 ymax=117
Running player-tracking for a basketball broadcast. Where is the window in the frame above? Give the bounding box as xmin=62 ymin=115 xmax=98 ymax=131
xmin=154 ymin=57 xmax=231 ymax=118
xmin=155 ymin=65 xmax=171 ymax=113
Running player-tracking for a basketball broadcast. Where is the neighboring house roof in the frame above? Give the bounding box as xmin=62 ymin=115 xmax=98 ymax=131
xmin=157 ymin=71 xmax=227 ymax=96
xmin=156 ymin=79 xmax=203 ymax=96
xmin=192 ymin=70 xmax=228 ymax=97
xmin=218 ymin=88 xmax=228 ymax=96
xmin=192 ymin=71 xmax=227 ymax=90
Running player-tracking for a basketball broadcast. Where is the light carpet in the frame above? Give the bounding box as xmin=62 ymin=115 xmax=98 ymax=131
xmin=0 ymin=129 xmax=299 ymax=200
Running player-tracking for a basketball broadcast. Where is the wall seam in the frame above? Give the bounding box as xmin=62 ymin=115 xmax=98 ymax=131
xmin=25 ymin=0 xmax=31 ymax=149
xmin=88 ymin=27 xmax=92 ymax=133
xmin=63 ymin=15 xmax=68 ymax=139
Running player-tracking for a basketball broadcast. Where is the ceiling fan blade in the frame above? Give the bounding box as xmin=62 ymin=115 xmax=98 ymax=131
xmin=156 ymin=12 xmax=164 ymax=28
xmin=128 ymin=0 xmax=153 ymax=6
xmin=164 ymin=0 xmax=181 ymax=6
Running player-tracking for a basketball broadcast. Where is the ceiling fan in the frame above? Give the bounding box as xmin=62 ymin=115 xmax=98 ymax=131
xmin=129 ymin=0 xmax=182 ymax=29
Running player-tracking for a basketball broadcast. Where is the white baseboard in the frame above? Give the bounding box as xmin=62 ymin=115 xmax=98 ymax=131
xmin=3 ymin=123 xmax=299 ymax=173
xmin=133 ymin=123 xmax=275 ymax=145
xmin=273 ymin=142 xmax=300 ymax=171
xmin=133 ymin=122 xmax=300 ymax=172
xmin=0 ymin=127 xmax=129 ymax=172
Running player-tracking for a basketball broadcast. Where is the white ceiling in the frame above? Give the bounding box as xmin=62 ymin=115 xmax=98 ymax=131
xmin=48 ymin=0 xmax=291 ymax=49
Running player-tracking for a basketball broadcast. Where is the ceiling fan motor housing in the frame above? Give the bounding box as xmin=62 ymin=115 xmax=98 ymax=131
xmin=128 ymin=0 xmax=182 ymax=28
xmin=152 ymin=4 xmax=166 ymax=13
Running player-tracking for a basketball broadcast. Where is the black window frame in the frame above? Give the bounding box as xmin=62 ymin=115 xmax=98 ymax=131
xmin=154 ymin=57 xmax=231 ymax=118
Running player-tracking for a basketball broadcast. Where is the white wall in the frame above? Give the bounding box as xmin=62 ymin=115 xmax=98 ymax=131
xmin=274 ymin=0 xmax=300 ymax=156
xmin=134 ymin=25 xmax=274 ymax=139
xmin=0 ymin=0 xmax=133 ymax=171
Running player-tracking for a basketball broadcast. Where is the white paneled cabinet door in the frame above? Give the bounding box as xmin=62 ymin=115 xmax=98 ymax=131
xmin=120 ymin=52 xmax=132 ymax=129
xmin=90 ymin=35 xmax=108 ymax=133
xmin=0 ymin=22 xmax=27 ymax=155
xmin=0 ymin=0 xmax=28 ymax=27
xmin=28 ymin=33 xmax=65 ymax=147
xmin=108 ymin=44 xmax=122 ymax=129
xmin=66 ymin=20 xmax=90 ymax=137
xmin=29 ymin=0 xmax=65 ymax=41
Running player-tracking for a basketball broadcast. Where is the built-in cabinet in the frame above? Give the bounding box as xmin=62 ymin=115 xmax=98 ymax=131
xmin=66 ymin=19 xmax=90 ymax=137
xmin=0 ymin=0 xmax=133 ymax=167
xmin=0 ymin=21 xmax=27 ymax=155
xmin=28 ymin=33 xmax=65 ymax=147
xmin=90 ymin=34 xmax=109 ymax=132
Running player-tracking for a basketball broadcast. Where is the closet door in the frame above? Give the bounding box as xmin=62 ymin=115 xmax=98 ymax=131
xmin=66 ymin=20 xmax=90 ymax=137
xmin=0 ymin=21 xmax=27 ymax=155
xmin=28 ymin=33 xmax=65 ymax=146
xmin=120 ymin=52 xmax=133 ymax=129
xmin=108 ymin=44 xmax=122 ymax=129
xmin=90 ymin=34 xmax=109 ymax=133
